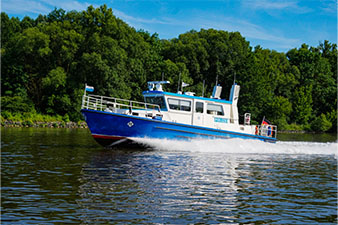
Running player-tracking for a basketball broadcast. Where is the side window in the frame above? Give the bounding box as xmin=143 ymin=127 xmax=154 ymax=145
xmin=168 ymin=98 xmax=179 ymax=110
xmin=207 ymin=103 xmax=224 ymax=116
xmin=180 ymin=100 xmax=191 ymax=111
xmin=168 ymin=98 xmax=191 ymax=111
xmin=195 ymin=102 xmax=204 ymax=113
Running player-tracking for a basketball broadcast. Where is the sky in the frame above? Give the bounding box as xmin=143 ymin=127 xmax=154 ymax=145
xmin=2 ymin=0 xmax=337 ymax=52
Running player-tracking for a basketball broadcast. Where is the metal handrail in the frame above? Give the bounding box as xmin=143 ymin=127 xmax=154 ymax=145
xmin=81 ymin=94 xmax=161 ymax=115
xmin=255 ymin=125 xmax=277 ymax=138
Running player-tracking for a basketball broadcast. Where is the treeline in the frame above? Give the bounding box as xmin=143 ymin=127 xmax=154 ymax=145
xmin=1 ymin=5 xmax=337 ymax=132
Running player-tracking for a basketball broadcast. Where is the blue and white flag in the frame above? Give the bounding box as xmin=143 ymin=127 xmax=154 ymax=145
xmin=85 ymin=85 xmax=94 ymax=92
xmin=182 ymin=82 xmax=189 ymax=88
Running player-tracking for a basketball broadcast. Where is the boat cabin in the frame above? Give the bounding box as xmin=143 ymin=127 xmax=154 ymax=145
xmin=142 ymin=81 xmax=242 ymax=131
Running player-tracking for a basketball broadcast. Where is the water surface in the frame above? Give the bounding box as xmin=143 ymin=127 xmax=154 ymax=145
xmin=1 ymin=128 xmax=337 ymax=224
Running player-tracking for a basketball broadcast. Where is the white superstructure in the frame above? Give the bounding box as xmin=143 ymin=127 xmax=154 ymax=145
xmin=142 ymin=81 xmax=275 ymax=137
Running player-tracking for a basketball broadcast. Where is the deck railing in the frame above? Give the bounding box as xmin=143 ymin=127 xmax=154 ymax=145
xmin=81 ymin=94 xmax=161 ymax=115
xmin=255 ymin=125 xmax=277 ymax=138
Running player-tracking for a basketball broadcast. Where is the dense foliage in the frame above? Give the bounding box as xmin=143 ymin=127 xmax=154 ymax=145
xmin=1 ymin=5 xmax=337 ymax=132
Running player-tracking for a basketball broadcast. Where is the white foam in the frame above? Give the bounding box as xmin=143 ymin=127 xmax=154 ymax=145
xmin=131 ymin=137 xmax=338 ymax=156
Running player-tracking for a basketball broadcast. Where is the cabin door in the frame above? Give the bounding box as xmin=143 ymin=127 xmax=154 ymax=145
xmin=193 ymin=101 xmax=204 ymax=126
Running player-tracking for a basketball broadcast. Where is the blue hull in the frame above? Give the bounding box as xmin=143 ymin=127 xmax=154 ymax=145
xmin=81 ymin=109 xmax=277 ymax=147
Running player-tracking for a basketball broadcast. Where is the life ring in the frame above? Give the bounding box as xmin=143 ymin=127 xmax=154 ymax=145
xmin=267 ymin=126 xmax=272 ymax=137
xmin=255 ymin=126 xmax=259 ymax=135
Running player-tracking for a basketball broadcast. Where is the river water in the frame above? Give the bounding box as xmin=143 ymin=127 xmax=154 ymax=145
xmin=1 ymin=128 xmax=337 ymax=224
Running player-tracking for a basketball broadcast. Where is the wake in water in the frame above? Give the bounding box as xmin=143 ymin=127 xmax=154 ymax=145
xmin=131 ymin=137 xmax=338 ymax=155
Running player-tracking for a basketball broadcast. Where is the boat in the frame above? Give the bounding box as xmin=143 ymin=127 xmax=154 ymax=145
xmin=81 ymin=81 xmax=277 ymax=147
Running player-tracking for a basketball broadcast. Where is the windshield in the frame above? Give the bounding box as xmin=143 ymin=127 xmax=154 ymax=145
xmin=144 ymin=96 xmax=167 ymax=110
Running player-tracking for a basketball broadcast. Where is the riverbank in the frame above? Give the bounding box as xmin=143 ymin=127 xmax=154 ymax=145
xmin=1 ymin=120 xmax=88 ymax=128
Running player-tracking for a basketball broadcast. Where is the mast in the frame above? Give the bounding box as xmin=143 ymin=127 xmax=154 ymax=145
xmin=202 ymin=80 xmax=205 ymax=97
xmin=177 ymin=73 xmax=181 ymax=93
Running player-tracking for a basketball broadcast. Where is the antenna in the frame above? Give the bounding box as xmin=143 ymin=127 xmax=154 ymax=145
xmin=215 ymin=75 xmax=218 ymax=86
xmin=233 ymin=71 xmax=236 ymax=85
xmin=202 ymin=80 xmax=205 ymax=97
xmin=177 ymin=73 xmax=181 ymax=93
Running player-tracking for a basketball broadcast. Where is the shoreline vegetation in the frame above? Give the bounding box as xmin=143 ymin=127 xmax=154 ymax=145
xmin=1 ymin=5 xmax=337 ymax=134
xmin=0 ymin=113 xmax=87 ymax=128
xmin=1 ymin=120 xmax=87 ymax=128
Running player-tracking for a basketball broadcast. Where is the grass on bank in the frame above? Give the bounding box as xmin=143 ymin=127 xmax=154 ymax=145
xmin=1 ymin=111 xmax=86 ymax=127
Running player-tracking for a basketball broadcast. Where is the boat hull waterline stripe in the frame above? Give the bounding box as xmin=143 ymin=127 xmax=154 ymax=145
xmin=92 ymin=134 xmax=125 ymax=140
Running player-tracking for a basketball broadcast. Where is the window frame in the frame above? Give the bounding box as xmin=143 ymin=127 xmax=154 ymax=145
xmin=195 ymin=101 xmax=204 ymax=113
xmin=206 ymin=103 xmax=224 ymax=116
xmin=144 ymin=96 xmax=167 ymax=110
xmin=168 ymin=98 xmax=192 ymax=112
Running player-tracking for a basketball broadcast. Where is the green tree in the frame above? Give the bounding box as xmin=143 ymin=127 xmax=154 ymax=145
xmin=287 ymin=42 xmax=337 ymax=128
xmin=287 ymin=44 xmax=318 ymax=87
xmin=41 ymin=67 xmax=70 ymax=114
xmin=311 ymin=114 xmax=332 ymax=132
xmin=16 ymin=27 xmax=52 ymax=109
xmin=266 ymin=96 xmax=292 ymax=129
xmin=293 ymin=86 xmax=313 ymax=125
xmin=1 ymin=13 xmax=21 ymax=48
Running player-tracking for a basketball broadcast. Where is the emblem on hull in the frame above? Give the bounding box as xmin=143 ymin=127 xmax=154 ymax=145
xmin=127 ymin=121 xmax=134 ymax=127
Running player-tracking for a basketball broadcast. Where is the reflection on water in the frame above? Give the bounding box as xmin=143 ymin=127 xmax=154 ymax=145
xmin=1 ymin=128 xmax=337 ymax=224
xmin=78 ymin=151 xmax=242 ymax=224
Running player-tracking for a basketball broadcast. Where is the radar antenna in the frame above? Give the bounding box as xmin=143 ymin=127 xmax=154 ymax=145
xmin=147 ymin=81 xmax=170 ymax=91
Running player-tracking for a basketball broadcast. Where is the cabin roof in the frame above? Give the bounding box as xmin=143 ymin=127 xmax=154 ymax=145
xmin=142 ymin=91 xmax=232 ymax=104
